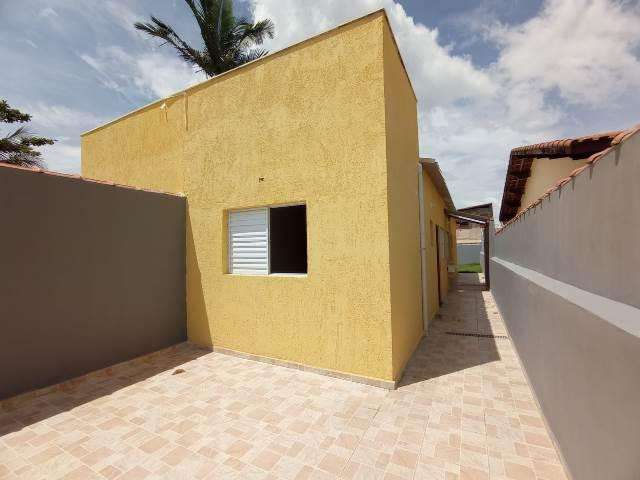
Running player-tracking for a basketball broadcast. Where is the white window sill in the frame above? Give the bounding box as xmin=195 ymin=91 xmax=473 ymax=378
xmin=225 ymin=273 xmax=308 ymax=278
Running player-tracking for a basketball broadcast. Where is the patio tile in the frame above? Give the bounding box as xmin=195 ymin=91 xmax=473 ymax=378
xmin=0 ymin=288 xmax=568 ymax=480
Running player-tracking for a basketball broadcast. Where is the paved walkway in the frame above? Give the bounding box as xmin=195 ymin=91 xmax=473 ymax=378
xmin=0 ymin=288 xmax=566 ymax=480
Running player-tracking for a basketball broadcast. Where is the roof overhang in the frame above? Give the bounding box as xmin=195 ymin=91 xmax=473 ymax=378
xmin=446 ymin=210 xmax=488 ymax=226
xmin=498 ymin=129 xmax=628 ymax=223
xmin=420 ymin=158 xmax=455 ymax=211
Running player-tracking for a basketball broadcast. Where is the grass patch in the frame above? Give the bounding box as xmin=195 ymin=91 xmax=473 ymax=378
xmin=458 ymin=263 xmax=482 ymax=273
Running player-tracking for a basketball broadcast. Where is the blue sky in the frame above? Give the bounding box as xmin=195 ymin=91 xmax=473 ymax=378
xmin=2 ymin=0 xmax=639 ymax=213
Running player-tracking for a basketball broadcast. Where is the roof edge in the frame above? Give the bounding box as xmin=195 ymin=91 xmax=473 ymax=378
xmin=380 ymin=12 xmax=418 ymax=102
xmin=0 ymin=162 xmax=184 ymax=198
xmin=82 ymin=8 xmax=402 ymax=137
xmin=498 ymin=125 xmax=636 ymax=223
xmin=496 ymin=124 xmax=640 ymax=234
xmin=421 ymin=157 xmax=456 ymax=211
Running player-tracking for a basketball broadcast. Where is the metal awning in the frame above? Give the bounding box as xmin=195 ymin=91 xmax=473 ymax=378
xmin=446 ymin=210 xmax=488 ymax=225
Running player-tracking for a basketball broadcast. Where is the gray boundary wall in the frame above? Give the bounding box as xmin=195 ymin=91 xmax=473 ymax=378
xmin=491 ymin=130 xmax=640 ymax=480
xmin=457 ymin=243 xmax=482 ymax=266
xmin=0 ymin=166 xmax=186 ymax=399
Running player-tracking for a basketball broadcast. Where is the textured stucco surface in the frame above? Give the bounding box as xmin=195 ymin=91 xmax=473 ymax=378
xmin=491 ymin=131 xmax=640 ymax=480
xmin=422 ymin=172 xmax=454 ymax=326
xmin=82 ymin=99 xmax=186 ymax=194
xmin=0 ymin=166 xmax=186 ymax=400
xmin=382 ymin=20 xmax=423 ymax=379
xmin=82 ymin=12 xmax=406 ymax=382
xmin=518 ymin=156 xmax=586 ymax=214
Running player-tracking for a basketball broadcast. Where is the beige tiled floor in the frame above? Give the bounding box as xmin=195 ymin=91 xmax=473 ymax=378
xmin=0 ymin=287 xmax=567 ymax=480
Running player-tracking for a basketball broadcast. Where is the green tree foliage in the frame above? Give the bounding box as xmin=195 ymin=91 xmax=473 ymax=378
xmin=0 ymin=100 xmax=54 ymax=168
xmin=135 ymin=0 xmax=275 ymax=77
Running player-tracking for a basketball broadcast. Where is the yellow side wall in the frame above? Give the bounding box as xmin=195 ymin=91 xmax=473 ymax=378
xmin=449 ymin=217 xmax=458 ymax=266
xmin=422 ymin=173 xmax=453 ymax=326
xmin=82 ymin=98 xmax=186 ymax=194
xmin=82 ymin=13 xmax=397 ymax=382
xmin=518 ymin=157 xmax=587 ymax=213
xmin=382 ymin=21 xmax=423 ymax=379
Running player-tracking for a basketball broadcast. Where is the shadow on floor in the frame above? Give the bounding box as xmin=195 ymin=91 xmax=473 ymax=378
xmin=398 ymin=284 xmax=504 ymax=388
xmin=454 ymin=272 xmax=487 ymax=290
xmin=0 ymin=343 xmax=209 ymax=437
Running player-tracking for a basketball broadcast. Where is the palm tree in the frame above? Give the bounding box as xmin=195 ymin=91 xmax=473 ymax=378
xmin=135 ymin=0 xmax=275 ymax=77
xmin=0 ymin=100 xmax=54 ymax=169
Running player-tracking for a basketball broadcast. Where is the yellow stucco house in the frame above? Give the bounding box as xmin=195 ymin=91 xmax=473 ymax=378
xmin=82 ymin=10 xmax=457 ymax=388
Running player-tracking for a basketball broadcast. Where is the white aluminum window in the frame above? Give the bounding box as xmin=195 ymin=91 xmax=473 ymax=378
xmin=228 ymin=208 xmax=269 ymax=275
xmin=228 ymin=205 xmax=307 ymax=275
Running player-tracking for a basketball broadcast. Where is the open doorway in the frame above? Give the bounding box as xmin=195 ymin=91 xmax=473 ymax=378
xmin=447 ymin=210 xmax=492 ymax=290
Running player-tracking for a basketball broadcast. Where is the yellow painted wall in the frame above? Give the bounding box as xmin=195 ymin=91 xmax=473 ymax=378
xmin=82 ymin=12 xmax=410 ymax=382
xmin=82 ymin=98 xmax=186 ymax=194
xmin=422 ymin=173 xmax=454 ymax=327
xmin=382 ymin=21 xmax=423 ymax=379
xmin=518 ymin=156 xmax=587 ymax=213
xmin=449 ymin=217 xmax=458 ymax=266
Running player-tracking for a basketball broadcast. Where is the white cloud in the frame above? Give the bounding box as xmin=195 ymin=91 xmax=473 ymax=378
xmin=134 ymin=53 xmax=207 ymax=98
xmin=21 ymin=39 xmax=38 ymax=49
xmin=39 ymin=141 xmax=81 ymax=174
xmin=39 ymin=7 xmax=58 ymax=19
xmin=251 ymin=0 xmax=640 ymax=217
xmin=26 ymin=104 xmax=106 ymax=132
xmin=253 ymin=0 xmax=495 ymax=107
xmin=79 ymin=46 xmax=206 ymax=100
xmin=103 ymin=1 xmax=143 ymax=33
xmin=489 ymin=0 xmax=640 ymax=106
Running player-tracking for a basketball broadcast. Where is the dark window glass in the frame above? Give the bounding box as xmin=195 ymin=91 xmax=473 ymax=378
xmin=269 ymin=205 xmax=307 ymax=274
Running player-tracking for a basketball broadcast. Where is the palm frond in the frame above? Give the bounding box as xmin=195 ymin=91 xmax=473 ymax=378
xmin=234 ymin=48 xmax=270 ymax=66
xmin=234 ymin=18 xmax=275 ymax=45
xmin=135 ymin=0 xmax=275 ymax=78
xmin=0 ymin=126 xmax=52 ymax=168
xmin=135 ymin=16 xmax=209 ymax=71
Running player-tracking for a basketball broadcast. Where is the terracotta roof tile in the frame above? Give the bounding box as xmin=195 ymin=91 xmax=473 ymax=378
xmin=498 ymin=125 xmax=638 ymax=223
xmin=496 ymin=124 xmax=640 ymax=234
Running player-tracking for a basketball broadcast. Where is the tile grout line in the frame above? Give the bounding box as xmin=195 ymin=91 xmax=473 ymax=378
xmin=481 ymin=290 xmax=494 ymax=479
xmin=337 ymin=402 xmax=383 ymax=478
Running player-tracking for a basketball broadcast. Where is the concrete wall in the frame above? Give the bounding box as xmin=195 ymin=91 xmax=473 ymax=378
xmin=491 ymin=130 xmax=640 ymax=480
xmin=0 ymin=165 xmax=186 ymax=400
xmin=82 ymin=11 xmax=425 ymax=384
xmin=457 ymin=243 xmax=482 ymax=266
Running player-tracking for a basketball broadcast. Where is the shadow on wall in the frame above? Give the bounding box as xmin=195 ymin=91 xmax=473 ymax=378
xmin=0 ymin=344 xmax=209 ymax=438
xmin=399 ymin=285 xmax=500 ymax=387
xmin=185 ymin=206 xmax=214 ymax=347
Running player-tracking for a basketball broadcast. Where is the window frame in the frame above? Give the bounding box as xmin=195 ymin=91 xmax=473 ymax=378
xmin=227 ymin=202 xmax=307 ymax=277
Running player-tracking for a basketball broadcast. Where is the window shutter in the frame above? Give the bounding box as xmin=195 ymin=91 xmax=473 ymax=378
xmin=228 ymin=208 xmax=269 ymax=275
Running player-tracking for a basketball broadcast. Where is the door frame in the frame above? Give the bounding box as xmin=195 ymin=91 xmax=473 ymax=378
xmin=435 ymin=225 xmax=442 ymax=306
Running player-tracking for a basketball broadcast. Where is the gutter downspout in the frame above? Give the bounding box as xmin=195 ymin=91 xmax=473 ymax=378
xmin=418 ymin=160 xmax=429 ymax=333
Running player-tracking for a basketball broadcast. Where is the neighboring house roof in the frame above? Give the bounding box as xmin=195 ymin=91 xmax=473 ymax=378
xmin=0 ymin=162 xmax=182 ymax=197
xmin=82 ymin=9 xmax=415 ymax=137
xmin=497 ymin=124 xmax=640 ymax=232
xmin=421 ymin=158 xmax=455 ymax=211
xmin=499 ymin=128 xmax=634 ymax=223
xmin=458 ymin=202 xmax=493 ymax=220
